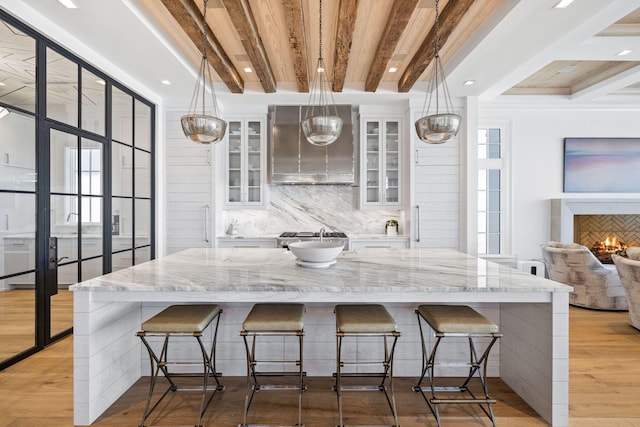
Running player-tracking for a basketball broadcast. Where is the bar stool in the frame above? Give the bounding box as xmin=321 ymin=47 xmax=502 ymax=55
xmin=414 ymin=304 xmax=502 ymax=427
xmin=240 ymin=303 xmax=306 ymax=427
xmin=137 ymin=304 xmax=223 ymax=427
xmin=334 ymin=304 xmax=401 ymax=427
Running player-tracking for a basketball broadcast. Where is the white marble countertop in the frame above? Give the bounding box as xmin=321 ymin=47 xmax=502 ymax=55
xmin=70 ymin=247 xmax=571 ymax=294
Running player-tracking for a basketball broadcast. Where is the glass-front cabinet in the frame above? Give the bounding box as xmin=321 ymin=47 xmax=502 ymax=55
xmin=225 ymin=117 xmax=266 ymax=208
xmin=360 ymin=117 xmax=401 ymax=207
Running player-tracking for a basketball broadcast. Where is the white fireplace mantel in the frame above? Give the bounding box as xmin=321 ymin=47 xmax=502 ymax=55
xmin=550 ymin=198 xmax=640 ymax=242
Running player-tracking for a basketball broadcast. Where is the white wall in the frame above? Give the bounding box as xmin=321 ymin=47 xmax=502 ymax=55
xmin=481 ymin=99 xmax=640 ymax=261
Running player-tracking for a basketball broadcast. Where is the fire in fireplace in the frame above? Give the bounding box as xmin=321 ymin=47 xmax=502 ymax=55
xmin=590 ymin=236 xmax=628 ymax=264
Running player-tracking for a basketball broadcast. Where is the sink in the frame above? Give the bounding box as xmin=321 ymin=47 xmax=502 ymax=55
xmin=288 ymin=241 xmax=344 ymax=264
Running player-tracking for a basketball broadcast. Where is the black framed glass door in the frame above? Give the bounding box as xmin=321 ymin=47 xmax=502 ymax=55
xmin=0 ymin=10 xmax=155 ymax=370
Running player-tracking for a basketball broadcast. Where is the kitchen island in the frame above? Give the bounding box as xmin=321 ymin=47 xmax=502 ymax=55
xmin=71 ymin=248 xmax=571 ymax=426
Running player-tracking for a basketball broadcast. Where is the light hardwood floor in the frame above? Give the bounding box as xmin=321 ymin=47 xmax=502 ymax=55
xmin=0 ymin=307 xmax=639 ymax=426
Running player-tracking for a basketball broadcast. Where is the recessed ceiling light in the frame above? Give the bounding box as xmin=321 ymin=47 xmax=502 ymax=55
xmin=617 ymin=49 xmax=632 ymax=56
xmin=161 ymin=80 xmax=171 ymax=85
xmin=243 ymin=67 xmax=252 ymax=73
xmin=0 ymin=82 xmax=6 ymax=86
xmin=463 ymin=80 xmax=476 ymax=86
xmin=58 ymin=0 xmax=78 ymax=9
xmin=553 ymin=0 xmax=574 ymax=8
xmin=95 ymin=79 xmax=106 ymax=86
xmin=389 ymin=67 xmax=398 ymax=73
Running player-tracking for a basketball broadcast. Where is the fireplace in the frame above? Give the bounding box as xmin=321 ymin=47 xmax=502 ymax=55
xmin=574 ymin=214 xmax=639 ymax=263
xmin=551 ymin=198 xmax=640 ymax=263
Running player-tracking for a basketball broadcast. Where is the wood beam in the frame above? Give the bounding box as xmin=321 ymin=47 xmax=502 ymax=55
xmin=282 ymin=0 xmax=309 ymax=92
xmin=332 ymin=0 xmax=359 ymax=92
xmin=221 ymin=0 xmax=277 ymax=93
xmin=365 ymin=0 xmax=419 ymax=92
xmin=161 ymin=0 xmax=244 ymax=93
xmin=398 ymin=0 xmax=475 ymax=93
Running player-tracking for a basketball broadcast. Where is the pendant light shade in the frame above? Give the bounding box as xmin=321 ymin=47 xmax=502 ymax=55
xmin=181 ymin=0 xmax=227 ymax=144
xmin=301 ymin=0 xmax=342 ymax=146
xmin=415 ymin=0 xmax=461 ymax=144
xmin=415 ymin=113 xmax=461 ymax=143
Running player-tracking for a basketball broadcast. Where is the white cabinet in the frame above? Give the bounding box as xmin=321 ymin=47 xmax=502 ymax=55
xmin=350 ymin=238 xmax=408 ymax=250
xmin=360 ymin=117 xmax=401 ymax=208
xmin=165 ymin=110 xmax=214 ymax=254
xmin=225 ymin=117 xmax=267 ymax=208
xmin=217 ymin=237 xmax=276 ymax=248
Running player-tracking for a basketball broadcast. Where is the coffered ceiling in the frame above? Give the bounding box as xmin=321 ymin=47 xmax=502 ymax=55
xmin=1 ymin=0 xmax=639 ymax=104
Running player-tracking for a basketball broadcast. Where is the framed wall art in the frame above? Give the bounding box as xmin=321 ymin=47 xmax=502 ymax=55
xmin=564 ymin=137 xmax=640 ymax=193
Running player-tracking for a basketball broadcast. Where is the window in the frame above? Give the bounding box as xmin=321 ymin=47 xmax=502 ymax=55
xmin=477 ymin=128 xmax=505 ymax=255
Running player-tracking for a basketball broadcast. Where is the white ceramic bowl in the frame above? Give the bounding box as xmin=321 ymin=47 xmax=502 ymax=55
xmin=288 ymin=241 xmax=344 ymax=263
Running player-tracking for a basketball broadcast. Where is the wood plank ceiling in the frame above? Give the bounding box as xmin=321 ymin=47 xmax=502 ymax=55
xmin=144 ymin=0 xmax=501 ymax=94
xmin=141 ymin=0 xmax=640 ymax=97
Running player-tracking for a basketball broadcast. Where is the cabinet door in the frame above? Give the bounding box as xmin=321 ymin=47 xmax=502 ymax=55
xmin=364 ymin=120 xmax=382 ymax=204
xmin=384 ymin=120 xmax=400 ymax=204
xmin=361 ymin=117 xmax=401 ymax=208
xmin=227 ymin=121 xmax=243 ymax=203
xmin=245 ymin=120 xmax=263 ymax=204
xmin=225 ymin=117 xmax=266 ymax=208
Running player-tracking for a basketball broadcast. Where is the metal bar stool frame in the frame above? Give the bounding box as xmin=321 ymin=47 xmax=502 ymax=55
xmin=239 ymin=303 xmax=306 ymax=427
xmin=333 ymin=304 xmax=401 ymax=427
xmin=413 ymin=306 xmax=502 ymax=427
xmin=137 ymin=306 xmax=224 ymax=427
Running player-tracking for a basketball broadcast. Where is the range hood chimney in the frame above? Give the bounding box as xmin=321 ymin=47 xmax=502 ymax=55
xmin=270 ymin=105 xmax=356 ymax=185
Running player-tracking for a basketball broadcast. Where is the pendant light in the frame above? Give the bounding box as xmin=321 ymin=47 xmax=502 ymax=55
xmin=415 ymin=0 xmax=461 ymax=144
xmin=180 ymin=0 xmax=227 ymax=144
xmin=301 ymin=0 xmax=343 ymax=146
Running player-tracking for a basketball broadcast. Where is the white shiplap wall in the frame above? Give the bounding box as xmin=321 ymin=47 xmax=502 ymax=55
xmin=165 ymin=110 xmax=213 ymax=254
xmin=413 ymin=139 xmax=461 ymax=249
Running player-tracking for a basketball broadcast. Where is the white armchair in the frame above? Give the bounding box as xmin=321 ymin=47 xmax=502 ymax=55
xmin=541 ymin=241 xmax=627 ymax=311
xmin=612 ymin=247 xmax=640 ymax=330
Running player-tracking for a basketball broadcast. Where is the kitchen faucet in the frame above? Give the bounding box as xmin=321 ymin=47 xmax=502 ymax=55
xmin=66 ymin=212 xmax=78 ymax=222
xmin=319 ymin=227 xmax=325 ymax=241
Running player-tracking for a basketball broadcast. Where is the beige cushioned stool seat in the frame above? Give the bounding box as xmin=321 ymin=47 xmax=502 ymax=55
xmin=417 ymin=304 xmax=499 ymax=334
xmin=142 ymin=304 xmax=221 ymax=333
xmin=243 ymin=303 xmax=305 ymax=332
xmin=336 ymin=304 xmax=397 ymax=333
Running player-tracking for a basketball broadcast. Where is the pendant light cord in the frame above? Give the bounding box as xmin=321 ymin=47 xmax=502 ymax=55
xmin=319 ymin=0 xmax=323 ymax=61
xmin=201 ymin=0 xmax=209 ymax=116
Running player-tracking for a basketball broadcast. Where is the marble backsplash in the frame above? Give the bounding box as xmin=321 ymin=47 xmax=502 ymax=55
xmin=221 ymin=185 xmax=404 ymax=235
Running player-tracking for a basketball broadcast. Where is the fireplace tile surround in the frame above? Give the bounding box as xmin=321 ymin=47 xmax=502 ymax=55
xmin=550 ymin=199 xmax=640 ymax=245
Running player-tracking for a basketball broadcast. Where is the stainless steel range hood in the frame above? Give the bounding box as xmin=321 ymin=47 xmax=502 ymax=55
xmin=270 ymin=105 xmax=356 ymax=185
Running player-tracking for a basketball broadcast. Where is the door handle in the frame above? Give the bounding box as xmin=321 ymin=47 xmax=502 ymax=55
xmin=48 ymin=237 xmax=58 ymax=270
xmin=415 ymin=205 xmax=421 ymax=243
xmin=204 ymin=204 xmax=210 ymax=243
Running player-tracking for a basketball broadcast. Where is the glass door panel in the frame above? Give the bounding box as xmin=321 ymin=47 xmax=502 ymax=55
xmin=81 ymin=68 xmax=106 ymax=136
xmin=112 ymin=142 xmax=133 ymax=197
xmin=134 ymin=99 xmax=151 ymax=151
xmin=46 ymin=48 xmax=78 ymax=127
xmin=0 ymin=111 xmax=36 ymax=191
xmin=134 ymin=199 xmax=151 ymax=248
xmin=134 ymin=150 xmax=150 ymax=198
xmin=112 ymin=86 xmax=133 ymax=144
